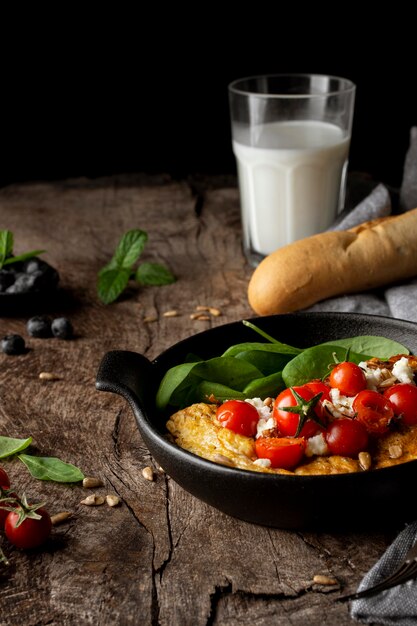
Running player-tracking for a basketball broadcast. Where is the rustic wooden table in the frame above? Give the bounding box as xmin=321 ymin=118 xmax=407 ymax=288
xmin=0 ymin=174 xmax=398 ymax=625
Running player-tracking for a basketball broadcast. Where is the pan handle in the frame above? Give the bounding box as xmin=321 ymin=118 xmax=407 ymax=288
xmin=95 ymin=350 xmax=153 ymax=417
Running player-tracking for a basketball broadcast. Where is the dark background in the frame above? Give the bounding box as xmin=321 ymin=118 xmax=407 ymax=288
xmin=1 ymin=16 xmax=415 ymax=189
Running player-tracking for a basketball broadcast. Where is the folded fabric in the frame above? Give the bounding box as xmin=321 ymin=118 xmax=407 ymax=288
xmin=307 ymin=127 xmax=417 ymax=320
xmin=350 ymin=521 xmax=417 ymax=625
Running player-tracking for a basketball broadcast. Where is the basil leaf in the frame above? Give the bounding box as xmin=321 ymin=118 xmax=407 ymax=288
xmin=97 ymin=268 xmax=131 ymax=304
xmin=0 ymin=230 xmax=14 ymax=267
xmin=136 ymin=262 xmax=176 ymax=286
xmin=282 ymin=344 xmax=366 ymax=388
xmin=3 ymin=250 xmax=46 ymax=266
xmin=114 ymin=229 xmax=148 ymax=268
xmin=322 ymin=335 xmax=409 ymax=359
xmin=18 ymin=454 xmax=84 ymax=483
xmin=0 ymin=436 xmax=32 ymax=459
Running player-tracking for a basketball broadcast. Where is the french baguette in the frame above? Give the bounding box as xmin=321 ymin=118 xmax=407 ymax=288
xmin=247 ymin=207 xmax=417 ymax=315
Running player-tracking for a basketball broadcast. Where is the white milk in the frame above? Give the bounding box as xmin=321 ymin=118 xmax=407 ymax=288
xmin=233 ymin=120 xmax=350 ymax=256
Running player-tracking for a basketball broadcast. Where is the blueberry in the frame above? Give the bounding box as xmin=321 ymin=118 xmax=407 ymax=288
xmin=51 ymin=317 xmax=73 ymax=339
xmin=1 ymin=334 xmax=26 ymax=355
xmin=27 ymin=315 xmax=52 ymax=338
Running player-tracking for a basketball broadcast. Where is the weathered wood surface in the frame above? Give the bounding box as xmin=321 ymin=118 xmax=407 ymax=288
xmin=0 ymin=174 xmax=397 ymax=625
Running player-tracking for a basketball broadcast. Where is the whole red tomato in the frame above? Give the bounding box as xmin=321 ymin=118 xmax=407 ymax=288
xmin=273 ymin=385 xmax=325 ymax=438
xmin=216 ymin=400 xmax=259 ymax=437
xmin=383 ymin=383 xmax=417 ymax=426
xmin=5 ymin=507 xmax=52 ymax=549
xmin=304 ymin=380 xmax=331 ymax=419
xmin=353 ymin=390 xmax=394 ymax=436
xmin=326 ymin=418 xmax=369 ymax=457
xmin=255 ymin=437 xmax=306 ymax=469
xmin=329 ymin=361 xmax=367 ymax=397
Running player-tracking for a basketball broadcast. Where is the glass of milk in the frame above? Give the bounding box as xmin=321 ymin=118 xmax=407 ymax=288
xmin=229 ymin=74 xmax=356 ymax=266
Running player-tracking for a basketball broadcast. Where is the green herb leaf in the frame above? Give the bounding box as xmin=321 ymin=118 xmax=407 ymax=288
xmin=282 ymin=344 xmax=366 ymax=388
xmin=0 ymin=436 xmax=32 ymax=459
xmin=3 ymin=250 xmax=46 ymax=266
xmin=321 ymin=335 xmax=409 ymax=359
xmin=222 ymin=342 xmax=301 ymax=358
xmin=18 ymin=454 xmax=84 ymax=483
xmin=193 ymin=381 xmax=245 ymax=403
xmin=114 ymin=229 xmax=148 ymax=268
xmin=243 ymin=371 xmax=285 ymax=398
xmin=136 ymin=262 xmax=176 ymax=286
xmin=0 ymin=230 xmax=14 ymax=267
xmin=97 ymin=268 xmax=131 ymax=304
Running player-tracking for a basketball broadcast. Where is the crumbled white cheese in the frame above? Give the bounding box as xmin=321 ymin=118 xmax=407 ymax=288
xmin=255 ymin=416 xmax=276 ymax=438
xmin=359 ymin=361 xmax=386 ymax=391
xmin=392 ymin=357 xmax=415 ymax=385
xmin=325 ymin=388 xmax=355 ymax=418
xmin=245 ymin=397 xmax=276 ymax=438
xmin=245 ymin=397 xmax=273 ymax=420
xmin=305 ymin=432 xmax=329 ymax=457
xmin=253 ymin=458 xmax=271 ymax=468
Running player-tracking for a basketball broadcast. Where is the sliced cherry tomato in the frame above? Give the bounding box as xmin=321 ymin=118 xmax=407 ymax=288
xmin=353 ymin=390 xmax=394 ymax=436
xmin=325 ymin=418 xmax=369 ymax=457
xmin=216 ymin=400 xmax=259 ymax=437
xmin=273 ymin=385 xmax=324 ymax=438
xmin=383 ymin=383 xmax=417 ymax=426
xmin=329 ymin=361 xmax=367 ymax=396
xmin=255 ymin=437 xmax=306 ymax=469
xmin=5 ymin=507 xmax=52 ymax=549
xmin=0 ymin=467 xmax=10 ymax=489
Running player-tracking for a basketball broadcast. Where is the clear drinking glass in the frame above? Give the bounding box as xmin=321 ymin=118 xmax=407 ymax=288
xmin=229 ymin=74 xmax=356 ymax=266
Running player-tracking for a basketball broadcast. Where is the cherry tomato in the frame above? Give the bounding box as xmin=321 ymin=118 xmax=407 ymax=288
xmin=0 ymin=467 xmax=10 ymax=489
xmin=325 ymin=418 xmax=369 ymax=457
xmin=353 ymin=390 xmax=394 ymax=436
xmin=304 ymin=380 xmax=331 ymax=419
xmin=216 ymin=400 xmax=259 ymax=437
xmin=383 ymin=383 xmax=417 ymax=426
xmin=329 ymin=361 xmax=367 ymax=396
xmin=273 ymin=385 xmax=323 ymax=438
xmin=5 ymin=507 xmax=52 ymax=549
xmin=255 ymin=437 xmax=306 ymax=469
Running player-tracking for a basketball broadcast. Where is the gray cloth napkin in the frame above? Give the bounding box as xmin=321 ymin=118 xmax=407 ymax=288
xmin=350 ymin=522 xmax=417 ymax=625
xmin=307 ymin=127 xmax=417 ymax=320
xmin=308 ymin=128 xmax=417 ymax=624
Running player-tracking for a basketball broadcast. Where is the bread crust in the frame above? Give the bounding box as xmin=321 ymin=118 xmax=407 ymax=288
xmin=247 ymin=208 xmax=417 ymax=315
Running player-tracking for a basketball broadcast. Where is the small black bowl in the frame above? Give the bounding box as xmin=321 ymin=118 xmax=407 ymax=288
xmin=96 ymin=312 xmax=417 ymax=529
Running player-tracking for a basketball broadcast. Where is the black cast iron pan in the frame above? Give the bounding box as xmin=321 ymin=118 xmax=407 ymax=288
xmin=96 ymin=312 xmax=417 ymax=530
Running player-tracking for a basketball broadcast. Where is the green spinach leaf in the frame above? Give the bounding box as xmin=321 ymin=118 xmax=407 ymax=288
xmin=282 ymin=344 xmax=366 ymax=388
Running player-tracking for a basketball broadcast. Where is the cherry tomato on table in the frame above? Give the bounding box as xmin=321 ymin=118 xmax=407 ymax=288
xmin=0 ymin=490 xmax=18 ymax=530
xmin=255 ymin=437 xmax=306 ymax=469
xmin=216 ymin=400 xmax=259 ymax=437
xmin=5 ymin=507 xmax=52 ymax=549
xmin=353 ymin=390 xmax=394 ymax=436
xmin=325 ymin=418 xmax=369 ymax=457
xmin=273 ymin=385 xmax=325 ymax=438
xmin=383 ymin=383 xmax=417 ymax=426
xmin=329 ymin=361 xmax=367 ymax=397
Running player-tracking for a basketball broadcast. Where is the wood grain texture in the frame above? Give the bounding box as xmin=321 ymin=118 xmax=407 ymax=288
xmin=0 ymin=174 xmax=398 ymax=625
